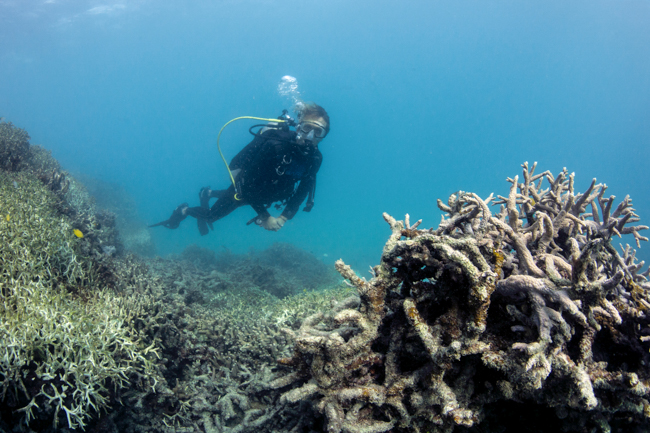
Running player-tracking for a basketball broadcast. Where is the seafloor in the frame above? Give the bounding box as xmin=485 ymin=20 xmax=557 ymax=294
xmin=2 ymin=120 xmax=650 ymax=433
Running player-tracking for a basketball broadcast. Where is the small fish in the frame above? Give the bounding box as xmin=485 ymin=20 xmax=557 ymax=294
xmin=12 ymin=181 xmax=18 ymax=188
xmin=73 ymin=229 xmax=84 ymax=238
xmin=5 ymin=215 xmax=9 ymax=222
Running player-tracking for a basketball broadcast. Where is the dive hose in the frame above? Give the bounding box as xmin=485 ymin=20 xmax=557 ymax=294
xmin=216 ymin=116 xmax=288 ymax=200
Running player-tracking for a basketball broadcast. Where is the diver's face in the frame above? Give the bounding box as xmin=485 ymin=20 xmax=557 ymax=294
xmin=298 ymin=116 xmax=328 ymax=145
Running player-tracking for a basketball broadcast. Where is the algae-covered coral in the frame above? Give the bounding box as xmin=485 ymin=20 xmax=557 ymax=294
xmin=273 ymin=162 xmax=650 ymax=433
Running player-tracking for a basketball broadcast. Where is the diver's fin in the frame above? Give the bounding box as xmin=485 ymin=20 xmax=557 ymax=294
xmin=199 ymin=187 xmax=212 ymax=209
xmin=149 ymin=203 xmax=188 ymax=229
xmin=197 ymin=219 xmax=210 ymax=236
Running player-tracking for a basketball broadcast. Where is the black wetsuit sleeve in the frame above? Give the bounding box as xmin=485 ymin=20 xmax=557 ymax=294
xmin=281 ymin=152 xmax=322 ymax=220
xmin=250 ymin=202 xmax=271 ymax=220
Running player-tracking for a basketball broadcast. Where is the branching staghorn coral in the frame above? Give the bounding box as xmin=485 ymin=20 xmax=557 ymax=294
xmin=272 ymin=163 xmax=650 ymax=433
xmin=0 ymin=172 xmax=159 ymax=430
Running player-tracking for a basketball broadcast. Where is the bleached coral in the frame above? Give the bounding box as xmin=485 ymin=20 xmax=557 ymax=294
xmin=0 ymin=173 xmax=158 ymax=429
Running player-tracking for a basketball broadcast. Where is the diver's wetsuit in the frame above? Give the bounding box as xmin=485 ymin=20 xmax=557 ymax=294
xmin=186 ymin=127 xmax=322 ymax=233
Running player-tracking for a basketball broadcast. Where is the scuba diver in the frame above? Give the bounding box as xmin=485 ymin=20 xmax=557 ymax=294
xmin=149 ymin=103 xmax=330 ymax=234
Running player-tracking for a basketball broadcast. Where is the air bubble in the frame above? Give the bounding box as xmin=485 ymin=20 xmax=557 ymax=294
xmin=278 ymin=75 xmax=304 ymax=112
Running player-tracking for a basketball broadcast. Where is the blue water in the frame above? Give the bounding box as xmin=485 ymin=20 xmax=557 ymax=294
xmin=1 ymin=0 xmax=649 ymax=272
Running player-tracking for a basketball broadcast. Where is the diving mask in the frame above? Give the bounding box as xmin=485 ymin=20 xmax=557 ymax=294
xmin=297 ymin=121 xmax=327 ymax=140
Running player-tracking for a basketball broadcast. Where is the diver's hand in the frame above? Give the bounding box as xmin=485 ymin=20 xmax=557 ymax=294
xmin=261 ymin=215 xmax=287 ymax=231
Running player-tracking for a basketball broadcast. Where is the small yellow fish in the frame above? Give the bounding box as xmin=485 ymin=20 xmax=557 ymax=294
xmin=73 ymin=229 xmax=84 ymax=238
xmin=5 ymin=215 xmax=9 ymax=222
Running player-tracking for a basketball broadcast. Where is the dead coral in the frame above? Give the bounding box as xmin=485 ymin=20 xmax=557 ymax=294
xmin=273 ymin=163 xmax=650 ymax=433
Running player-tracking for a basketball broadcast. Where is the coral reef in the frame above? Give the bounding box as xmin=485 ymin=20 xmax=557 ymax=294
xmin=0 ymin=121 xmax=123 ymax=259
xmin=0 ymin=121 xmax=165 ymax=430
xmin=1 ymin=120 xmax=348 ymax=432
xmin=7 ymin=117 xmax=650 ymax=433
xmin=256 ymin=242 xmax=338 ymax=291
xmin=272 ymin=162 xmax=650 ymax=433
xmin=177 ymin=242 xmax=339 ymax=299
xmin=2 ymin=120 xmax=355 ymax=432
xmin=0 ymin=172 xmax=159 ymax=430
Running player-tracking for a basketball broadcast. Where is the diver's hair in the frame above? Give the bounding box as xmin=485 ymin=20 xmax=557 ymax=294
xmin=297 ymin=103 xmax=330 ymax=136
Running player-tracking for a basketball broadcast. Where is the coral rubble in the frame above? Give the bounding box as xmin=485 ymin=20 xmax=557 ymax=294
xmin=273 ymin=162 xmax=650 ymax=433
